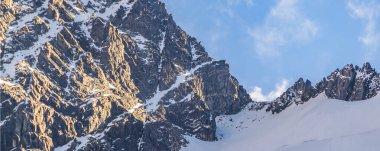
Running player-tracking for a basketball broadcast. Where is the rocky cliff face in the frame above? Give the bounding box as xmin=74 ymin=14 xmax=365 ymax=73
xmin=266 ymin=78 xmax=317 ymax=114
xmin=316 ymin=63 xmax=379 ymax=101
xmin=267 ymin=63 xmax=380 ymax=114
xmin=2 ymin=0 xmax=380 ymax=151
xmin=0 ymin=0 xmax=252 ymax=150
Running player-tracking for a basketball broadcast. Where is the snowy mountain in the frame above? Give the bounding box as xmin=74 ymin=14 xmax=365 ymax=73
xmin=1 ymin=0 xmax=251 ymax=150
xmin=184 ymin=63 xmax=380 ymax=151
xmin=185 ymin=93 xmax=380 ymax=151
xmin=1 ymin=0 xmax=380 ymax=151
xmin=268 ymin=63 xmax=380 ymax=114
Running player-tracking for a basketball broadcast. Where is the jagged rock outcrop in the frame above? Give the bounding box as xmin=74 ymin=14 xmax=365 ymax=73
xmin=0 ymin=0 xmax=252 ymax=150
xmin=3 ymin=0 xmax=378 ymax=150
xmin=267 ymin=78 xmax=317 ymax=114
xmin=0 ymin=0 xmax=15 ymax=46
xmin=268 ymin=63 xmax=380 ymax=114
xmin=316 ymin=63 xmax=379 ymax=101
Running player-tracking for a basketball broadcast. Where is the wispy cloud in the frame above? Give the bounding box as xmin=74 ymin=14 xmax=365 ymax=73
xmin=227 ymin=0 xmax=254 ymax=7
xmin=347 ymin=0 xmax=380 ymax=60
xmin=250 ymin=79 xmax=289 ymax=102
xmin=249 ymin=0 xmax=318 ymax=57
xmin=217 ymin=0 xmax=255 ymax=17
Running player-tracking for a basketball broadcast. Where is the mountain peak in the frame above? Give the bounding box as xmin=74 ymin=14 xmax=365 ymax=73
xmin=268 ymin=63 xmax=380 ymax=114
xmin=0 ymin=0 xmax=251 ymax=150
xmin=359 ymin=62 xmax=376 ymax=75
xmin=266 ymin=77 xmax=317 ymax=114
xmin=2 ymin=1 xmax=380 ymax=150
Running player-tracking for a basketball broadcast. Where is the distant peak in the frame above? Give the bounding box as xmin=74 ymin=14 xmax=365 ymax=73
xmin=296 ymin=77 xmax=304 ymax=83
xmin=267 ymin=62 xmax=380 ymax=114
xmin=361 ymin=62 xmax=376 ymax=74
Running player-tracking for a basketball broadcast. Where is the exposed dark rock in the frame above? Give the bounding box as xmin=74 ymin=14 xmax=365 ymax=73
xmin=316 ymin=63 xmax=379 ymax=101
xmin=2 ymin=0 xmax=378 ymax=150
xmin=268 ymin=63 xmax=380 ymax=113
xmin=0 ymin=0 xmax=251 ymax=150
xmin=267 ymin=78 xmax=317 ymax=114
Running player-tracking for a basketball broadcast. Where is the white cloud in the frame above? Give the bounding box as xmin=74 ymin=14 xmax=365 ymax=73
xmin=347 ymin=0 xmax=380 ymax=59
xmin=250 ymin=79 xmax=289 ymax=102
xmin=249 ymin=0 xmax=318 ymax=57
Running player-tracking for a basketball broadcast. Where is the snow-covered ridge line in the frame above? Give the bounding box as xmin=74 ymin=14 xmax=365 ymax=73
xmin=128 ymin=103 xmax=144 ymax=113
xmin=0 ymin=79 xmax=16 ymax=86
xmin=159 ymin=31 xmax=166 ymax=53
xmin=190 ymin=42 xmax=201 ymax=61
xmin=97 ymin=0 xmax=136 ymax=20
xmin=69 ymin=0 xmax=137 ymax=51
xmin=145 ymin=61 xmax=213 ymax=112
xmin=5 ymin=0 xmax=49 ymax=35
xmin=63 ymin=53 xmax=85 ymax=94
xmin=184 ymin=92 xmax=380 ymax=151
xmin=2 ymin=18 xmax=63 ymax=79
xmin=77 ymin=0 xmax=136 ymax=21
xmin=132 ymin=34 xmax=150 ymax=50
xmin=54 ymin=112 xmax=130 ymax=151
xmin=2 ymin=0 xmax=137 ymax=79
xmin=56 ymin=100 xmax=144 ymax=150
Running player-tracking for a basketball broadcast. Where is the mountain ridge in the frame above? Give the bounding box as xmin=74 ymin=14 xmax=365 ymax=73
xmin=1 ymin=0 xmax=252 ymax=150
xmin=1 ymin=0 xmax=380 ymax=151
xmin=184 ymin=92 xmax=380 ymax=151
xmin=267 ymin=62 xmax=380 ymax=114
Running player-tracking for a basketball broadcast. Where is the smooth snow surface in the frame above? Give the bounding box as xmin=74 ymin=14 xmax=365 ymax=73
xmin=184 ymin=93 xmax=380 ymax=151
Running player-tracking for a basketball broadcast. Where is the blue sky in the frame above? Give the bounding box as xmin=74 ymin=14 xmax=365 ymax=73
xmin=162 ymin=0 xmax=380 ymax=101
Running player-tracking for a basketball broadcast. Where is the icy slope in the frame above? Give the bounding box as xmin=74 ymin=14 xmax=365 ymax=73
xmin=184 ymin=92 xmax=380 ymax=151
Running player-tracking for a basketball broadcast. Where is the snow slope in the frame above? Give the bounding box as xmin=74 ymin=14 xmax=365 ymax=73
xmin=184 ymin=93 xmax=380 ymax=151
xmin=145 ymin=61 xmax=212 ymax=112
